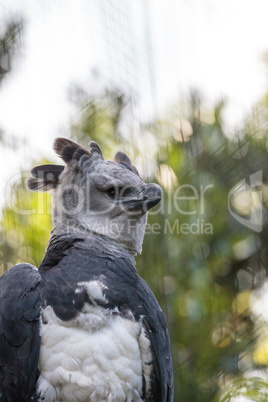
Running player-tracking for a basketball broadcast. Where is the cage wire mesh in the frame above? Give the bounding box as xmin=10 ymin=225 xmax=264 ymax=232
xmin=1 ymin=0 xmax=268 ymax=401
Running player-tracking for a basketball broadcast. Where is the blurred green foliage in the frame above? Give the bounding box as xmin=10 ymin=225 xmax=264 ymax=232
xmin=0 ymin=17 xmax=24 ymax=146
xmin=0 ymin=18 xmax=23 ymax=82
xmin=2 ymin=19 xmax=268 ymax=399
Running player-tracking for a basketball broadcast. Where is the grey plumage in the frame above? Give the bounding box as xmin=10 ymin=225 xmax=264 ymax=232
xmin=0 ymin=138 xmax=173 ymax=401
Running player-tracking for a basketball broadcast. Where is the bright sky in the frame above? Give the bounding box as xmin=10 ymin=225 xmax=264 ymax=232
xmin=0 ymin=0 xmax=268 ymax=190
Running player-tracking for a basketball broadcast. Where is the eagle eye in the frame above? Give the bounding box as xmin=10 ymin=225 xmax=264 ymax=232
xmin=106 ymin=186 xmax=118 ymax=199
xmin=106 ymin=186 xmax=133 ymax=199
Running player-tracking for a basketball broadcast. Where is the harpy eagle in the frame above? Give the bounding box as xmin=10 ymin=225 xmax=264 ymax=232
xmin=0 ymin=138 xmax=174 ymax=401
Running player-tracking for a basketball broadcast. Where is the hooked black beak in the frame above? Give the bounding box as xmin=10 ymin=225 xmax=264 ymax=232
xmin=122 ymin=183 xmax=162 ymax=214
xmin=143 ymin=183 xmax=162 ymax=211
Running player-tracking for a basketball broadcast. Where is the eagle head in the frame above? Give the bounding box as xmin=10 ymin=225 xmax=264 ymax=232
xmin=27 ymin=138 xmax=162 ymax=254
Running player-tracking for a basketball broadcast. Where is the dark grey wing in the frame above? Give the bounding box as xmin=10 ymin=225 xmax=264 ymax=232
xmin=134 ymin=279 xmax=174 ymax=402
xmin=0 ymin=263 xmax=42 ymax=402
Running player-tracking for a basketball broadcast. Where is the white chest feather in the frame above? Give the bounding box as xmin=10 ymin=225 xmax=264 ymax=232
xmin=37 ymin=281 xmax=151 ymax=402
